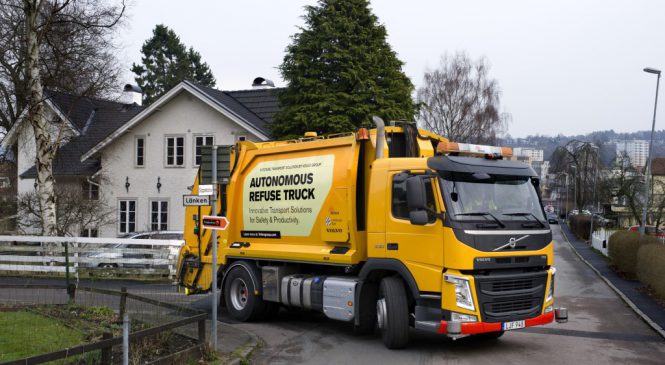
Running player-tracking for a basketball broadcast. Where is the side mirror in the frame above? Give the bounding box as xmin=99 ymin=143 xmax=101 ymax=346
xmin=406 ymin=177 xmax=426 ymax=210
xmin=409 ymin=210 xmax=429 ymax=225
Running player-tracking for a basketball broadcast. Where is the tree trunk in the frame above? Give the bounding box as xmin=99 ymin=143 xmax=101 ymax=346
xmin=24 ymin=0 xmax=57 ymax=236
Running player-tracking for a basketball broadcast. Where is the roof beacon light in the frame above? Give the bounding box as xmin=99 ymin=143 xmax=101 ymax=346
xmin=437 ymin=141 xmax=513 ymax=158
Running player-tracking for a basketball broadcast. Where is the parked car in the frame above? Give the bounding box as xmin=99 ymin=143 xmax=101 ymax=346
xmin=547 ymin=213 xmax=558 ymax=224
xmin=628 ymin=225 xmax=665 ymax=237
xmin=84 ymin=231 xmax=183 ymax=269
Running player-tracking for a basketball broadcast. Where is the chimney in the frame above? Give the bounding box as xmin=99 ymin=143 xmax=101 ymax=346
xmin=123 ymin=84 xmax=143 ymax=106
xmin=252 ymin=77 xmax=275 ymax=89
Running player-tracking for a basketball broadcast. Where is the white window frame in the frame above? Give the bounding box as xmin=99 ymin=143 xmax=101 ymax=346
xmin=118 ymin=199 xmax=137 ymax=234
xmin=164 ymin=135 xmax=185 ymax=167
xmin=82 ymin=180 xmax=99 ymax=201
xmin=193 ymin=134 xmax=215 ymax=167
xmin=81 ymin=228 xmax=99 ymax=237
xmin=135 ymin=135 xmax=146 ymax=167
xmin=150 ymin=199 xmax=169 ymax=231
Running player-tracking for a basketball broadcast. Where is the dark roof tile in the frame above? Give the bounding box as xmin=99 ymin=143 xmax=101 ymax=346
xmin=21 ymin=92 xmax=143 ymax=178
xmin=652 ymin=157 xmax=665 ymax=176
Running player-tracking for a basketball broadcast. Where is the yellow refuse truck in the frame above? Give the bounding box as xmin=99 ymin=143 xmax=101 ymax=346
xmin=177 ymin=118 xmax=567 ymax=349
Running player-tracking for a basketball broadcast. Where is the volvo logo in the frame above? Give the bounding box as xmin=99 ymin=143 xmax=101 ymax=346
xmin=493 ymin=235 xmax=530 ymax=251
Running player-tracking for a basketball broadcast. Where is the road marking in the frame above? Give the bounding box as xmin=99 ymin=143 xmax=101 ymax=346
xmin=558 ymin=225 xmax=665 ymax=340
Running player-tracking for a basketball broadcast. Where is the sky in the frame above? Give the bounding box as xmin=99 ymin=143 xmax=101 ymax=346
xmin=117 ymin=0 xmax=665 ymax=138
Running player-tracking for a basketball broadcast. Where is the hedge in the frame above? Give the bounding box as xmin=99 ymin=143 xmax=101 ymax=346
xmin=636 ymin=244 xmax=665 ymax=302
xmin=608 ymin=231 xmax=661 ymax=277
xmin=569 ymin=215 xmax=592 ymax=241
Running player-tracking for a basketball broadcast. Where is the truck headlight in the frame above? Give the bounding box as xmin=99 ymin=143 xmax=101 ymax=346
xmin=445 ymin=275 xmax=475 ymax=311
xmin=547 ymin=267 xmax=556 ymax=302
xmin=451 ymin=312 xmax=478 ymax=323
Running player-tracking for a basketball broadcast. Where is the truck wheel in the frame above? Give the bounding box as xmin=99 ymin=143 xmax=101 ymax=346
xmin=377 ymin=277 xmax=409 ymax=349
xmin=223 ymin=266 xmax=266 ymax=321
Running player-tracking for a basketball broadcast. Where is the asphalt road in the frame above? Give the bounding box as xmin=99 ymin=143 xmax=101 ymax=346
xmin=202 ymin=225 xmax=665 ymax=365
xmin=3 ymin=225 xmax=665 ymax=364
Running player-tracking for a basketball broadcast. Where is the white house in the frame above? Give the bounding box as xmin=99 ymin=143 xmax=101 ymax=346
xmin=3 ymin=79 xmax=280 ymax=237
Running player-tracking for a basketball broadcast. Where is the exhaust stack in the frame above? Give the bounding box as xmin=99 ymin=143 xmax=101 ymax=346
xmin=372 ymin=116 xmax=385 ymax=159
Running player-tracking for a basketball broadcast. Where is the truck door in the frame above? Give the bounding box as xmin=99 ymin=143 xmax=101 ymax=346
xmin=385 ymin=172 xmax=444 ymax=294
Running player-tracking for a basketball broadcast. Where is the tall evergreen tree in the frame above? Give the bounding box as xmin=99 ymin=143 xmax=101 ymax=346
xmin=131 ymin=25 xmax=215 ymax=104
xmin=272 ymin=0 xmax=416 ymax=139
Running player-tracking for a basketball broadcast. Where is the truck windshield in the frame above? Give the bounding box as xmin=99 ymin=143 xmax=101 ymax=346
xmin=439 ymin=173 xmax=545 ymax=223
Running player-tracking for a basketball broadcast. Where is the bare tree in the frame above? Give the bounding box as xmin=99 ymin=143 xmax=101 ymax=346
xmin=2 ymin=0 xmax=125 ymax=235
xmin=416 ymin=52 xmax=508 ymax=144
xmin=550 ymin=140 xmax=602 ymax=211
xmin=17 ymin=180 xmax=115 ymax=236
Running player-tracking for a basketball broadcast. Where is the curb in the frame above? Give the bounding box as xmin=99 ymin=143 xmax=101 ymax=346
xmin=559 ymin=226 xmax=665 ymax=340
xmin=225 ymin=326 xmax=263 ymax=365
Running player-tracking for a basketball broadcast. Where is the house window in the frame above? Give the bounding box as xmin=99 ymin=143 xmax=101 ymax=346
xmin=0 ymin=177 xmax=10 ymax=188
xmin=81 ymin=228 xmax=98 ymax=237
xmin=135 ymin=136 xmax=145 ymax=167
xmin=151 ymin=200 xmax=168 ymax=231
xmin=82 ymin=181 xmax=99 ymax=200
xmin=165 ymin=136 xmax=185 ymax=167
xmin=118 ymin=200 xmax=136 ymax=233
xmin=194 ymin=135 xmax=214 ymax=166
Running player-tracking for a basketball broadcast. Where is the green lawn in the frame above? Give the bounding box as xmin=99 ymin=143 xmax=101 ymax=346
xmin=0 ymin=310 xmax=84 ymax=362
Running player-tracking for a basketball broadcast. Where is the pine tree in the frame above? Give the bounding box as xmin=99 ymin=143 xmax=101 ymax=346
xmin=272 ymin=0 xmax=416 ymax=139
xmin=131 ymin=25 xmax=216 ymax=104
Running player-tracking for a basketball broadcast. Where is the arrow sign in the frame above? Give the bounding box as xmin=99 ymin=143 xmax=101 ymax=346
xmin=202 ymin=216 xmax=229 ymax=230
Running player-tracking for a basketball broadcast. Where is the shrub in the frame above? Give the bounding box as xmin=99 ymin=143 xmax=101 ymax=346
xmin=569 ymin=215 xmax=592 ymax=240
xmin=608 ymin=231 xmax=661 ymax=277
xmin=636 ymin=244 xmax=665 ymax=302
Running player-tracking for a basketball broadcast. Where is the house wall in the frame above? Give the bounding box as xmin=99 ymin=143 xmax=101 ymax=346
xmin=98 ymin=91 xmax=264 ymax=237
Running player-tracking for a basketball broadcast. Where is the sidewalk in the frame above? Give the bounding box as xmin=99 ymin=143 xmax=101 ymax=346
xmin=560 ymin=223 xmax=665 ymax=338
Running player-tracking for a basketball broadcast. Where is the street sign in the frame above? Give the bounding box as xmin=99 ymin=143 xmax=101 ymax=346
xmin=198 ymin=184 xmax=214 ymax=196
xmin=202 ymin=216 xmax=229 ymax=230
xmin=183 ymin=195 xmax=210 ymax=206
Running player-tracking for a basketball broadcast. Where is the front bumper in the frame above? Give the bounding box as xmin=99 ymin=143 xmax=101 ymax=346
xmin=437 ymin=311 xmax=554 ymax=335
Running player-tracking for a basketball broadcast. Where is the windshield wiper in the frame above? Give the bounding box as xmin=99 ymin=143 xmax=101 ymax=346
xmin=502 ymin=212 xmax=546 ymax=228
xmin=455 ymin=212 xmax=506 ymax=228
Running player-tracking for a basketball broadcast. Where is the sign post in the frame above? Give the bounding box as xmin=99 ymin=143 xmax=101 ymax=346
xmin=210 ymin=146 xmax=218 ymax=351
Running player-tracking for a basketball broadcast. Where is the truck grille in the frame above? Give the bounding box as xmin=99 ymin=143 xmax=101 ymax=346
xmin=474 ymin=271 xmax=547 ymax=323
xmin=491 ymin=279 xmax=534 ymax=292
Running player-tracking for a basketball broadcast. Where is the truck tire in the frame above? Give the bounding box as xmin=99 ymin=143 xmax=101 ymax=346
xmin=223 ymin=266 xmax=267 ymax=322
xmin=377 ymin=277 xmax=409 ymax=349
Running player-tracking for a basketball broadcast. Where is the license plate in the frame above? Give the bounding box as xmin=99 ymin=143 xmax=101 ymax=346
xmin=502 ymin=320 xmax=525 ymax=331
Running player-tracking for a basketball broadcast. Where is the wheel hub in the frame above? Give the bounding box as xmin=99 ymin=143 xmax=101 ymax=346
xmin=230 ymin=278 xmax=249 ymax=311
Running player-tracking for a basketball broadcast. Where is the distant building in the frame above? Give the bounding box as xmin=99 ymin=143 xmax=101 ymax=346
xmin=616 ymin=140 xmax=649 ymax=168
xmin=513 ymin=147 xmax=544 ymax=162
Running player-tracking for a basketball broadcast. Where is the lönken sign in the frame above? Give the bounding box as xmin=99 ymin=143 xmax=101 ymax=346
xmin=183 ymin=195 xmax=211 ymax=206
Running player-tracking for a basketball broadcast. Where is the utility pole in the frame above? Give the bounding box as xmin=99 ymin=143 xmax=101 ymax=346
xmin=641 ymin=67 xmax=661 ymax=235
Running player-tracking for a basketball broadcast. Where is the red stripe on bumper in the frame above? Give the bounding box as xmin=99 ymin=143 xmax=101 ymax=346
xmin=438 ymin=311 xmax=555 ymax=335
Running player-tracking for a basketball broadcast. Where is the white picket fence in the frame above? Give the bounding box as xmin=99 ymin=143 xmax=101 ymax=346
xmin=591 ymin=228 xmax=617 ymax=257
xmin=0 ymin=235 xmax=184 ymax=279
